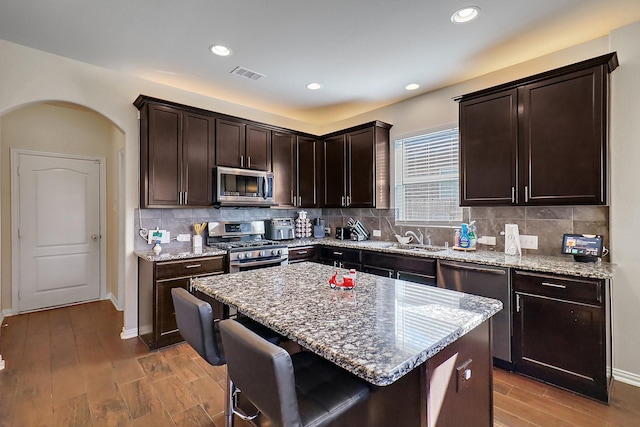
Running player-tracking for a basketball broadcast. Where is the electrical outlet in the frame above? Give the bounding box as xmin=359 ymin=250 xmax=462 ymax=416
xmin=176 ymin=234 xmax=191 ymax=242
xmin=372 ymin=229 xmax=382 ymax=237
xmin=325 ymin=227 xmax=331 ymax=235
xmin=520 ymin=235 xmax=538 ymax=250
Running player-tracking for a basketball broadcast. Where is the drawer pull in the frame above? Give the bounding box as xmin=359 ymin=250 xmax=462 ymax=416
xmin=333 ymin=251 xmax=343 ymax=256
xmin=185 ymin=264 xmax=202 ymax=269
xmin=542 ymin=282 xmax=566 ymax=289
xmin=296 ymin=250 xmax=308 ymax=254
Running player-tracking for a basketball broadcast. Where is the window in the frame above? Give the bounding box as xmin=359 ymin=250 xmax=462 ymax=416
xmin=394 ymin=127 xmax=462 ymax=225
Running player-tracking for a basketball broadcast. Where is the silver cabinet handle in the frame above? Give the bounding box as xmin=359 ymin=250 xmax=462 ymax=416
xmin=542 ymin=282 xmax=567 ymax=289
xmin=185 ymin=264 xmax=202 ymax=269
xmin=296 ymin=250 xmax=308 ymax=255
xmin=298 ymin=196 xmax=302 ymax=206
xmin=333 ymin=251 xmax=343 ymax=256
xmin=240 ymin=155 xmax=244 ymax=168
xmin=184 ymin=191 xmax=187 ymax=205
xmin=524 ymin=185 xmax=529 ymax=203
xmin=341 ymin=196 xmax=345 ymax=207
xmin=516 ymin=294 xmax=521 ymax=312
xmin=511 ymin=187 xmax=515 ymax=204
xmin=247 ymin=156 xmax=251 ymax=168
xmin=291 ymin=191 xmax=296 ymax=206
xmin=346 ymin=195 xmax=351 ymax=206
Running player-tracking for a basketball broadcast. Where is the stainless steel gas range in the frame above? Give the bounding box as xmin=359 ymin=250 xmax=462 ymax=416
xmin=207 ymin=221 xmax=289 ymax=273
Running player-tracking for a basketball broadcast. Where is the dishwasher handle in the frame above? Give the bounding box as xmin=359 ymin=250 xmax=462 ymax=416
xmin=439 ymin=261 xmax=507 ymax=275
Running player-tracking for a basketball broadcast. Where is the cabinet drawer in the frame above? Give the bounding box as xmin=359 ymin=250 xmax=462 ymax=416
xmin=319 ymin=246 xmax=361 ymax=263
xmin=362 ymin=251 xmax=436 ymax=277
xmin=288 ymin=246 xmax=317 ymax=262
xmin=513 ymin=271 xmax=603 ymax=305
xmin=156 ymin=255 xmax=226 ymax=280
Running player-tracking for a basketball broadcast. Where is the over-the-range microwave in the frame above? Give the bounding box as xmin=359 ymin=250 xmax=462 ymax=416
xmin=213 ymin=166 xmax=276 ymax=207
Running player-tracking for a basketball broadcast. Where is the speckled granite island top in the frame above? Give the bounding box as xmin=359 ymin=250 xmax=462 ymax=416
xmin=192 ymin=262 xmax=502 ymax=386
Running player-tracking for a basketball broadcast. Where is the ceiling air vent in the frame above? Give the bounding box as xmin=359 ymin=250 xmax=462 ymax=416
xmin=230 ymin=66 xmax=265 ymax=81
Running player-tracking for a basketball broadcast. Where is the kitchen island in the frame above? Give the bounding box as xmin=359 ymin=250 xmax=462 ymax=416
xmin=192 ymin=262 xmax=503 ymax=427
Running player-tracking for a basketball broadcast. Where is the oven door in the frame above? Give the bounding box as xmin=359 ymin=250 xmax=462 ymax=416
xmin=229 ymin=257 xmax=288 ymax=273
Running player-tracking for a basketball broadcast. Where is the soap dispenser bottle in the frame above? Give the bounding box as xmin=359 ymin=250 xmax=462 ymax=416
xmin=459 ymin=223 xmax=471 ymax=248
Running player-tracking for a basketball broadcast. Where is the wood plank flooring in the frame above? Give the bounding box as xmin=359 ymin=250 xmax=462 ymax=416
xmin=1 ymin=300 xmax=639 ymax=426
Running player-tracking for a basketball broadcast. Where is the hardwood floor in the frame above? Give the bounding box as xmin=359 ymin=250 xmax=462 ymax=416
xmin=1 ymin=301 xmax=639 ymax=426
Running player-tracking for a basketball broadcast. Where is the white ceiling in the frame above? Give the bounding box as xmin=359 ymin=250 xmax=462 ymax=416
xmin=1 ymin=0 xmax=639 ymax=124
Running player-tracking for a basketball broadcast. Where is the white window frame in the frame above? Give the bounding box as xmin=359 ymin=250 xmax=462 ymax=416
xmin=393 ymin=125 xmax=463 ymax=227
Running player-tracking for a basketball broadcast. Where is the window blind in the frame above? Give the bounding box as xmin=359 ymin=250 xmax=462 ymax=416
xmin=395 ymin=128 xmax=462 ymax=224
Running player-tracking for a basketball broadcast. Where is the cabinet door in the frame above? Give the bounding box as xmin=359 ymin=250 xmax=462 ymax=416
xmin=183 ymin=112 xmax=214 ymax=206
xmin=297 ymin=136 xmax=317 ymax=207
xmin=272 ymin=131 xmax=296 ymax=206
xmin=347 ymin=128 xmax=375 ymax=208
xmin=459 ymin=90 xmax=518 ymax=206
xmin=156 ymin=277 xmax=191 ymax=340
xmin=246 ymin=124 xmax=272 ymax=171
xmin=147 ymin=104 xmax=182 ymax=206
xmin=216 ymin=119 xmax=245 ymax=168
xmin=520 ymin=66 xmax=606 ymax=205
xmin=322 ymin=135 xmax=346 ymax=207
xmin=513 ymin=291 xmax=605 ymax=400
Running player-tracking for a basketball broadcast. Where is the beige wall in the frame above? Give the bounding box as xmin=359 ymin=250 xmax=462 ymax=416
xmin=0 ymin=103 xmax=124 ymax=307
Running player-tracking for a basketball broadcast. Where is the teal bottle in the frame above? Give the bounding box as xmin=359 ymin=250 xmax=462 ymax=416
xmin=459 ymin=223 xmax=471 ymax=248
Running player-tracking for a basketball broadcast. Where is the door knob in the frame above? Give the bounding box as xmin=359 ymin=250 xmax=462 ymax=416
xmin=91 ymin=234 xmax=99 ymax=241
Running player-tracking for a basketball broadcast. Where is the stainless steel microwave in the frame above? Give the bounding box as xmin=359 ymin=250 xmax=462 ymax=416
xmin=213 ymin=166 xmax=276 ymax=207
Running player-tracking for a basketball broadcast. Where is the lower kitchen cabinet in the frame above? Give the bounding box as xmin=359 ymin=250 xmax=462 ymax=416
xmin=318 ymin=246 xmax=361 ymax=270
xmin=362 ymin=250 xmax=437 ymax=285
xmin=288 ymin=245 xmax=317 ymax=263
xmin=512 ymin=270 xmax=611 ymax=402
xmin=138 ymin=255 xmax=226 ymax=350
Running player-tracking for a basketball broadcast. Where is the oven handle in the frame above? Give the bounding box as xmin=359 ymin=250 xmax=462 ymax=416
xmin=229 ymin=257 xmax=287 ymax=268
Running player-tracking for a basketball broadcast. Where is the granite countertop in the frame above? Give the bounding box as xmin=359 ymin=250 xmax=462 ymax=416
xmin=286 ymin=238 xmax=615 ymax=279
xmin=135 ymin=237 xmax=614 ymax=279
xmin=192 ymin=262 xmax=502 ymax=386
xmin=135 ymin=247 xmax=227 ymax=262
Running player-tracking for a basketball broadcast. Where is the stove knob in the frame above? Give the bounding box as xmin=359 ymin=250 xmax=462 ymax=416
xmin=245 ymin=252 xmax=253 ymax=259
xmin=259 ymin=250 xmax=266 ymax=257
xmin=272 ymin=249 xmax=282 ymax=256
xmin=237 ymin=253 xmax=245 ymax=260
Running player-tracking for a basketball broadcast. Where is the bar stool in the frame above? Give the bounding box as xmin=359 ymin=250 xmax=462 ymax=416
xmin=171 ymin=288 xmax=280 ymax=427
xmin=219 ymin=318 xmax=371 ymax=427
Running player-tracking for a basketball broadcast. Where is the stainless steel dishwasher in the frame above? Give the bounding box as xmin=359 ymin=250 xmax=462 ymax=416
xmin=437 ymin=260 xmax=512 ymax=364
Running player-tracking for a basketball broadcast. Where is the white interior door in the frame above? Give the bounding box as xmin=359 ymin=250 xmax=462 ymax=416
xmin=16 ymin=153 xmax=101 ymax=312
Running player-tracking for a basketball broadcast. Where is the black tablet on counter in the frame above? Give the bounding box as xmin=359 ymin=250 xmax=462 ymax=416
xmin=561 ymin=234 xmax=604 ymax=261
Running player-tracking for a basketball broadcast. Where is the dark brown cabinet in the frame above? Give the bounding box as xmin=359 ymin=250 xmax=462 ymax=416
xmin=321 ymin=122 xmax=391 ymax=208
xmin=136 ymin=100 xmax=214 ymax=208
xmin=272 ymin=132 xmax=317 ymax=207
xmin=458 ymin=53 xmax=618 ymax=206
xmin=512 ymin=270 xmax=611 ymax=402
xmin=216 ymin=119 xmax=271 ymax=171
xmin=138 ymin=255 xmax=226 ymax=349
xmin=362 ymin=251 xmax=437 ymax=286
xmin=318 ymin=246 xmax=361 ymax=270
xmin=288 ymin=245 xmax=317 ymax=263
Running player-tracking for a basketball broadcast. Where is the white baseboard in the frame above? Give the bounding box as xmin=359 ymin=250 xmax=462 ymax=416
xmin=613 ymin=368 xmax=640 ymax=388
xmin=120 ymin=327 xmax=138 ymax=340
xmin=105 ymin=292 xmax=123 ymax=311
xmin=1 ymin=309 xmax=16 ymax=318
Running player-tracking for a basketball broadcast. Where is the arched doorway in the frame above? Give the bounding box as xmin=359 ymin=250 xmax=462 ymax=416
xmin=1 ymin=101 xmax=125 ymax=313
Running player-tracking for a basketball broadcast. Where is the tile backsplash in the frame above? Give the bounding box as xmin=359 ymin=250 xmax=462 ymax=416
xmin=136 ymin=205 xmax=609 ymax=260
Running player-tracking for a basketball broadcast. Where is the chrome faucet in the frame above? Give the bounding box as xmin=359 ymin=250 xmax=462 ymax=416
xmin=404 ymin=229 xmax=424 ymax=245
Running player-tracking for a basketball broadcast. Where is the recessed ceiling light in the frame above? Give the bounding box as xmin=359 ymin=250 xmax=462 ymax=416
xmin=306 ymin=82 xmax=323 ymax=90
xmin=451 ymin=6 xmax=480 ymax=23
xmin=405 ymin=83 xmax=420 ymax=91
xmin=209 ymin=45 xmax=232 ymax=56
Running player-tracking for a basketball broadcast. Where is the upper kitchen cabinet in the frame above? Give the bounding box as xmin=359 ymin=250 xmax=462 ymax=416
xmin=272 ymin=131 xmax=318 ymax=207
xmin=457 ymin=52 xmax=618 ymax=206
xmin=321 ymin=121 xmax=392 ymax=208
xmin=135 ymin=96 xmax=214 ymax=208
xmin=216 ymin=119 xmax=272 ymax=171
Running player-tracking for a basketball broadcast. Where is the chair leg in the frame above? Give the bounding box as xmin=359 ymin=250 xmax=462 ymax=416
xmin=225 ymin=373 xmax=235 ymax=427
